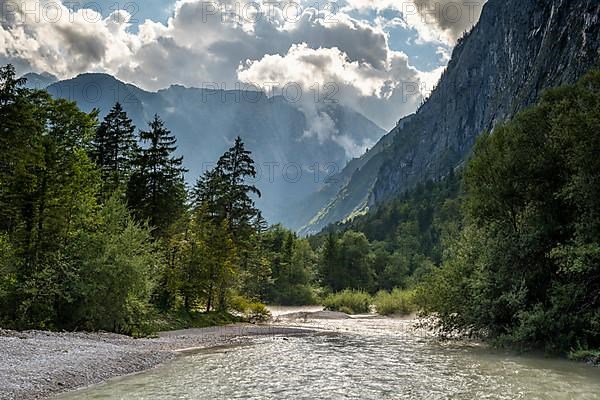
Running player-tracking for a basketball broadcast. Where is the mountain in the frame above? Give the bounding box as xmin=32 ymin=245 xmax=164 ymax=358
xmin=21 ymin=72 xmax=57 ymax=89
xmin=42 ymin=73 xmax=385 ymax=226
xmin=298 ymin=0 xmax=600 ymax=235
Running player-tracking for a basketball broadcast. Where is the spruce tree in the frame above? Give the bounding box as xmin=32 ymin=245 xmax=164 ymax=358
xmin=193 ymin=136 xmax=261 ymax=237
xmin=190 ymin=137 xmax=262 ymax=309
xmin=216 ymin=136 xmax=261 ymax=236
xmin=128 ymin=114 xmax=186 ymax=238
xmin=92 ymin=102 xmax=138 ymax=194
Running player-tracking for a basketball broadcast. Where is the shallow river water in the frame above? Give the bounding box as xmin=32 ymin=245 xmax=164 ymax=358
xmin=58 ymin=314 xmax=600 ymax=400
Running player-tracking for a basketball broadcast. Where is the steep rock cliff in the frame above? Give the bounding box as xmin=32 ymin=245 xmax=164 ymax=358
xmin=300 ymin=0 xmax=600 ymax=234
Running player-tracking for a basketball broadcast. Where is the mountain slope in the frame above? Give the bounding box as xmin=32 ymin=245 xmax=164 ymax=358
xmin=21 ymin=72 xmax=57 ymax=89
xmin=299 ymin=0 xmax=600 ymax=235
xmin=44 ymin=74 xmax=385 ymax=226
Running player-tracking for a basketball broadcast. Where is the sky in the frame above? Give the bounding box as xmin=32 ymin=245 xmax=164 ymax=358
xmin=0 ymin=0 xmax=486 ymax=130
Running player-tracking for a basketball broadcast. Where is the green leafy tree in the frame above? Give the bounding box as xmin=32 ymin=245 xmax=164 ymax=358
xmin=0 ymin=66 xmax=118 ymax=329
xmin=418 ymin=70 xmax=600 ymax=353
xmin=64 ymin=196 xmax=159 ymax=334
xmin=338 ymin=231 xmax=375 ymax=291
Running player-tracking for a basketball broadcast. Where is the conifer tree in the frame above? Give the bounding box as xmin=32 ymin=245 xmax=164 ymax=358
xmin=128 ymin=114 xmax=186 ymax=238
xmin=189 ymin=137 xmax=263 ymax=309
xmin=321 ymin=232 xmax=341 ymax=290
xmin=216 ymin=136 xmax=261 ymax=236
xmin=92 ymin=102 xmax=138 ymax=193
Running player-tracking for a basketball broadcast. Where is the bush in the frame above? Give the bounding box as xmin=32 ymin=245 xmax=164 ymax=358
xmin=246 ymin=302 xmax=271 ymax=322
xmin=64 ymin=196 xmax=160 ymax=335
xmin=229 ymin=295 xmax=271 ymax=322
xmin=373 ymin=289 xmax=416 ymax=316
xmin=322 ymin=289 xmax=372 ymax=314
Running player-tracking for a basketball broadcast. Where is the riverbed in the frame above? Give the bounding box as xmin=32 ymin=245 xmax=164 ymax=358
xmin=0 ymin=325 xmax=312 ymax=400
xmin=55 ymin=312 xmax=600 ymax=400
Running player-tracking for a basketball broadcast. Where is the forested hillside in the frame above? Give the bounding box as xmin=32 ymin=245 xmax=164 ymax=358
xmin=417 ymin=70 xmax=600 ymax=354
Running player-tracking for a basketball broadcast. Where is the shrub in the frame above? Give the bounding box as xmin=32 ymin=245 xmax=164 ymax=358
xmin=147 ymin=309 xmax=244 ymax=334
xmin=64 ymin=197 xmax=160 ymax=334
xmin=246 ymin=302 xmax=272 ymax=323
xmin=374 ymin=289 xmax=416 ymax=316
xmin=229 ymin=295 xmax=271 ymax=322
xmin=322 ymin=289 xmax=372 ymax=314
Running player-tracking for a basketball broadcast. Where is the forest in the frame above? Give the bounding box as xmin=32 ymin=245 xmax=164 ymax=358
xmin=0 ymin=64 xmax=314 ymax=334
xmin=1 ymin=64 xmax=599 ymax=356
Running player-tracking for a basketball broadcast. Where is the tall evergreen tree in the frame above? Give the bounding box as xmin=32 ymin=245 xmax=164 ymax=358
xmin=191 ymin=168 xmax=227 ymax=219
xmin=216 ymin=136 xmax=261 ymax=237
xmin=189 ymin=137 xmax=263 ymax=310
xmin=92 ymin=102 xmax=137 ymax=193
xmin=128 ymin=114 xmax=187 ymax=238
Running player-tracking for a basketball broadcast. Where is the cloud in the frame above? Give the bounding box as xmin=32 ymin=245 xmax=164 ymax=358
xmin=341 ymin=0 xmax=486 ymax=45
xmin=0 ymin=0 xmax=480 ymax=130
xmin=238 ymin=43 xmax=427 ymax=129
xmin=0 ymin=0 xmax=137 ymax=75
xmin=413 ymin=0 xmax=484 ymax=40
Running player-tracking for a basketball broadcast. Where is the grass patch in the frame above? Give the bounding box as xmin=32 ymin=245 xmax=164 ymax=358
xmin=373 ymin=289 xmax=416 ymax=316
xmin=322 ymin=289 xmax=372 ymax=314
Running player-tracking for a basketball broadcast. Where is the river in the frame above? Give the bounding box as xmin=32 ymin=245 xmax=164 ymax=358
xmin=57 ymin=310 xmax=600 ymax=399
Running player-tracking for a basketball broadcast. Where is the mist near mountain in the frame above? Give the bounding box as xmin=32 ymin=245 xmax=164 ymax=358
xmin=26 ymin=72 xmax=385 ymax=226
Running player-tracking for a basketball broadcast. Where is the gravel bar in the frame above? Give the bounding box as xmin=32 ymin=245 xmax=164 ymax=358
xmin=0 ymin=325 xmax=313 ymax=400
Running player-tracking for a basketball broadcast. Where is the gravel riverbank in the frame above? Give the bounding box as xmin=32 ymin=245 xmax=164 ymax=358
xmin=0 ymin=325 xmax=313 ymax=400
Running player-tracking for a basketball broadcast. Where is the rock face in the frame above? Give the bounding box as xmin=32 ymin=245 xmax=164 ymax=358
xmin=299 ymin=0 xmax=600 ymax=235
xmin=42 ymin=74 xmax=384 ymax=227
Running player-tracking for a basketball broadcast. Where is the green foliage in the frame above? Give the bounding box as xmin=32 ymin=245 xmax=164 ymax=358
xmin=0 ymin=234 xmax=16 ymax=315
xmin=0 ymin=66 xmax=106 ymax=329
xmin=185 ymin=137 xmax=265 ymax=312
xmin=373 ymin=289 xmax=416 ymax=316
xmin=148 ymin=309 xmax=244 ymax=334
xmin=568 ymin=349 xmax=600 ymax=365
xmin=315 ymin=172 xmax=461 ymax=295
xmin=0 ymin=65 xmax=277 ymax=335
xmin=127 ymin=114 xmax=187 ymax=239
xmin=418 ymin=70 xmax=600 ymax=353
xmin=262 ymin=225 xmax=317 ymax=305
xmin=344 ymin=171 xmax=462 ymax=264
xmin=322 ymin=289 xmax=372 ymax=314
xmin=229 ymin=295 xmax=272 ymax=322
xmin=64 ymin=196 xmax=160 ymax=334
xmin=92 ymin=102 xmax=138 ymax=194
xmin=319 ymin=231 xmax=375 ymax=292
